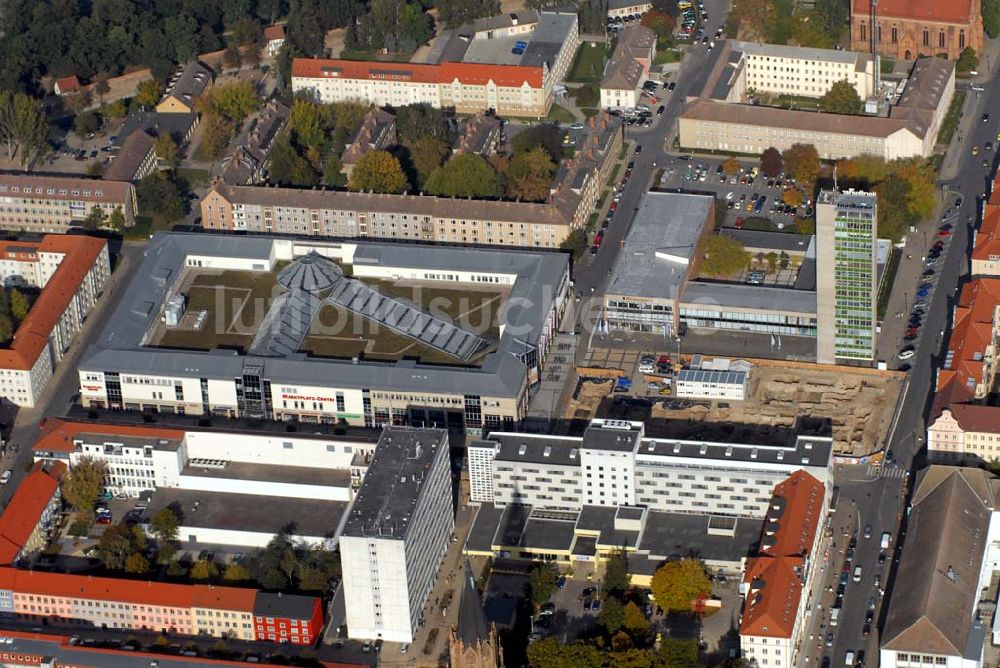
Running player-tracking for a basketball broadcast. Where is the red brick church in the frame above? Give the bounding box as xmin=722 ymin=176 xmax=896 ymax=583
xmin=850 ymin=0 xmax=984 ymax=61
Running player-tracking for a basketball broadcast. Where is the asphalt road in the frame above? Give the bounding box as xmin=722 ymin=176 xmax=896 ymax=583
xmin=803 ymin=67 xmax=1000 ymax=668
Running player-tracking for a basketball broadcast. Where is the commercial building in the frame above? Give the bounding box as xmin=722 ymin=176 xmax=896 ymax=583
xmin=102 ymin=130 xmax=157 ymax=182
xmin=464 ymin=420 xmax=831 ymax=581
xmin=815 ymin=189 xmax=878 ymax=364
xmin=0 ymin=235 xmax=110 ymax=408
xmin=739 ymin=471 xmax=826 ymax=668
xmin=0 ymin=174 xmax=136 ymax=232
xmin=219 ymin=101 xmax=291 ymax=186
xmin=679 ymin=41 xmax=954 ymax=160
xmin=602 ymin=191 xmax=820 ymax=342
xmin=32 ymin=418 xmax=377 ymax=548
xmin=0 ymin=461 xmax=65 ymax=566
xmin=77 ymin=233 xmax=569 ymax=429
xmin=157 ymin=61 xmax=213 ymax=114
xmin=600 ymin=24 xmax=656 ymax=110
xmin=468 ymin=419 xmax=832 ymax=514
xmin=850 ymin=0 xmax=983 ymax=61
xmin=675 ymin=368 xmax=748 ymax=401
xmin=927 ymin=404 xmax=1000 ymax=464
xmin=340 ymin=428 xmax=453 ymax=643
xmin=292 ymin=11 xmax=579 ymax=118
xmin=880 ymin=466 xmax=1000 ymax=668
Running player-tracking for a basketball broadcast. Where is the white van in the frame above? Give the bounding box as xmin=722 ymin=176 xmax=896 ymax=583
xmin=853 ymin=565 xmax=863 ymax=582
xmin=830 ymin=607 xmax=840 ymax=626
xmin=845 ymin=651 xmax=856 ymax=666
xmin=880 ymin=532 xmax=891 ymax=549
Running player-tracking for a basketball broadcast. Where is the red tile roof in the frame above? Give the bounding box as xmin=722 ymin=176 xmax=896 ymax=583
xmin=0 ymin=461 xmax=64 ymax=564
xmin=32 ymin=418 xmax=185 ymax=454
xmin=0 ymin=235 xmax=107 ymax=371
xmin=942 ymin=403 xmax=1000 ymax=433
xmin=740 ymin=471 xmax=825 ymax=640
xmin=972 ymin=205 xmax=1000 ymax=262
xmin=292 ymin=58 xmax=544 ymax=89
xmin=851 ymin=0 xmax=974 ymax=24
xmin=934 ymin=278 xmax=1000 ymax=411
xmin=264 ymin=25 xmax=286 ymax=41
xmin=0 ymin=567 xmax=258 ymax=611
xmin=55 ymin=75 xmax=81 ymax=93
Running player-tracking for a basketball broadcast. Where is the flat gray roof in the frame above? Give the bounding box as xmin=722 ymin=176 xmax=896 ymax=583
xmin=341 ymin=427 xmax=448 ymax=540
xmin=676 ymin=369 xmax=747 ymax=385
xmin=491 ymin=433 xmax=580 ymax=466
xmin=638 ymin=434 xmax=832 ymax=470
xmin=141 ymin=488 xmax=347 ymax=539
xmin=682 ymin=281 xmax=818 ymax=315
xmin=721 ymin=229 xmax=814 ymax=253
xmin=181 ymin=460 xmax=352 ymax=487
xmin=635 ymin=511 xmax=763 ymax=571
xmin=79 ymin=232 xmax=568 ymax=399
xmin=606 ymin=192 xmax=712 ymax=301
xmin=733 ymin=40 xmax=868 ymax=66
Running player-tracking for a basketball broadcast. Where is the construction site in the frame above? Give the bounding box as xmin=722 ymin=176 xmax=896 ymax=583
xmin=565 ymin=348 xmax=904 ymax=456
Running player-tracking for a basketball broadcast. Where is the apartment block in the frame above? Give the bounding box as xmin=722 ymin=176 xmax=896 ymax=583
xmin=740 ymin=42 xmax=874 ymax=100
xmin=933 ymin=278 xmax=1000 ymax=411
xmin=739 ymin=471 xmax=827 ymax=668
xmin=219 ymin=101 xmax=291 ymax=186
xmin=340 ymin=428 xmax=454 ymax=643
xmin=0 ymin=235 xmax=110 ymax=407
xmin=816 ymin=190 xmax=878 ymax=364
xmin=600 ymin=24 xmax=656 ymax=110
xmin=0 ymin=174 xmax=136 ymax=232
xmin=927 ymin=404 xmax=1000 ymax=464
xmin=0 ymin=461 xmax=65 ymax=566
xmin=468 ymin=419 xmax=832 ymax=516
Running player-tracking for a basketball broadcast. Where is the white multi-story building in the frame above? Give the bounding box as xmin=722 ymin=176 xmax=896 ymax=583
xmin=674 ymin=369 xmax=748 ymax=401
xmin=739 ymin=42 xmax=875 ymax=100
xmin=0 ymin=236 xmax=110 ymax=407
xmin=468 ymin=419 xmax=832 ymax=517
xmin=340 ymin=428 xmax=453 ymax=643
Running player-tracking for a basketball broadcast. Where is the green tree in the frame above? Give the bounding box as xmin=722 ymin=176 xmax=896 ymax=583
xmin=396 ymin=104 xmax=452 ymax=144
xmin=97 ymin=524 xmax=138 ymax=571
xmin=598 ymin=596 xmax=625 ymax=633
xmin=108 ymin=208 xmax=127 ymax=232
xmin=641 ymin=9 xmax=676 ymax=39
xmin=760 ymin=146 xmax=783 ymax=177
xmin=200 ymin=81 xmax=260 ymax=123
xmin=526 ymin=638 xmax=604 ymax=668
xmin=136 ymin=79 xmax=166 ymax=107
xmin=230 ymin=16 xmax=263 ymax=46
xmin=528 ymin=561 xmax=558 ymax=611
xmin=86 ymin=161 xmax=104 ymax=178
xmin=150 ymin=507 xmax=180 ymax=544
xmin=0 ymin=313 xmax=13 ymax=343
xmin=876 ymin=173 xmax=916 ymax=240
xmin=268 ymin=136 xmax=319 ymax=186
xmin=74 ymin=111 xmax=100 ymax=137
xmin=623 ymin=601 xmax=649 ymax=635
xmin=0 ymin=92 xmax=49 ymax=167
xmin=136 ymin=172 xmax=186 ymax=221
xmin=408 ymin=136 xmax=451 ymax=187
xmin=698 ymin=234 xmax=748 ymax=277
xmin=602 ymin=548 xmax=630 ymax=601
xmin=223 ymin=562 xmax=251 ymax=582
xmin=511 ymin=124 xmax=563 ymax=160
xmin=154 ymin=133 xmax=179 ymax=168
xmin=436 ymin=0 xmax=501 ymax=27
xmin=348 ymin=150 xmax=408 ymax=194
xmin=424 ymin=154 xmax=500 ymax=198
xmin=322 ymin=152 xmax=347 ymax=187
xmin=653 ymin=638 xmax=700 ymax=668
xmin=649 ymin=558 xmax=712 ymax=614
xmin=986 ymin=0 xmax=1000 ymax=38
xmin=506 ymin=146 xmax=556 ymax=202
xmin=191 ymin=559 xmax=219 ymax=581
xmin=62 ymin=456 xmax=107 ymax=518
xmin=9 ymin=289 xmax=29 ymax=322
xmin=198 ymin=113 xmax=236 ymax=160
xmin=781 ymin=143 xmax=820 ymax=184
xmin=721 ymin=156 xmax=741 ymax=175
xmin=560 ymin=228 xmax=589 ymax=259
xmin=820 ymin=79 xmax=861 ymax=114
xmin=102 ymin=100 xmax=128 ymax=119
xmin=125 ymin=552 xmax=150 ymax=574
xmin=223 ymin=44 xmax=243 ymax=70
xmin=167 ymin=559 xmax=187 ymax=577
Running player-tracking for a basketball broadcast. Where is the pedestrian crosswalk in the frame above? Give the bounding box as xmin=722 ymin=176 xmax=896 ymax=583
xmin=866 ymin=464 xmax=907 ymax=479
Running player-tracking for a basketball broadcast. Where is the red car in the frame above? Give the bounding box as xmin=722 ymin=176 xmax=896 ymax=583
xmin=937 ymin=229 xmax=952 ymax=237
xmin=610 ymin=201 xmax=618 ymax=211
xmin=658 ymin=355 xmax=670 ymax=365
xmin=734 ymin=216 xmax=744 ymax=229
xmin=594 ymin=232 xmax=604 ymax=246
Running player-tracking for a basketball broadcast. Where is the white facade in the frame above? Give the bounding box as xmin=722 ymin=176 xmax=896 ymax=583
xmin=674 ymin=369 xmax=748 ymax=401
xmin=741 ymin=46 xmax=874 ymax=100
xmin=340 ymin=429 xmax=454 ymax=643
xmin=741 ymin=635 xmax=794 ymax=668
xmin=600 ymin=86 xmax=640 ymax=110
xmin=469 ymin=421 xmax=832 ymax=518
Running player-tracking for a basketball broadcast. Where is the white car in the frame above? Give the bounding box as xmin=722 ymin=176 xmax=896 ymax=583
xmin=725 ymin=191 xmax=734 ymax=200
xmin=897 ymin=347 xmax=916 ymax=360
xmin=0 ymin=470 xmax=11 ymax=485
xmin=638 ymin=363 xmax=656 ymax=374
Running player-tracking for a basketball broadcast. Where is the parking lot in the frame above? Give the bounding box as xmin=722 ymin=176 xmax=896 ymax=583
xmin=658 ymin=155 xmax=813 ymax=232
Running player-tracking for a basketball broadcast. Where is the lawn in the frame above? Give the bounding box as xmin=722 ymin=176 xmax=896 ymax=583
xmin=773 ymin=94 xmax=823 ymax=112
xmin=567 ymin=43 xmax=608 ymax=83
xmin=545 ymin=103 xmax=577 ymax=124
xmin=653 ymin=49 xmax=683 ymax=66
xmin=177 ymin=168 xmax=211 ymax=188
xmin=937 ymin=91 xmax=966 ymax=147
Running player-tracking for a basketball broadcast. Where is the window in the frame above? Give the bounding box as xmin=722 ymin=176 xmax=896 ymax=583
xmin=859 ymin=23 xmax=866 ymax=41
xmin=960 ymin=30 xmax=965 ymax=50
xmin=939 ymin=31 xmax=945 ymax=48
xmin=891 ymin=25 xmax=897 ymax=43
xmin=923 ymin=29 xmax=929 ymax=46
